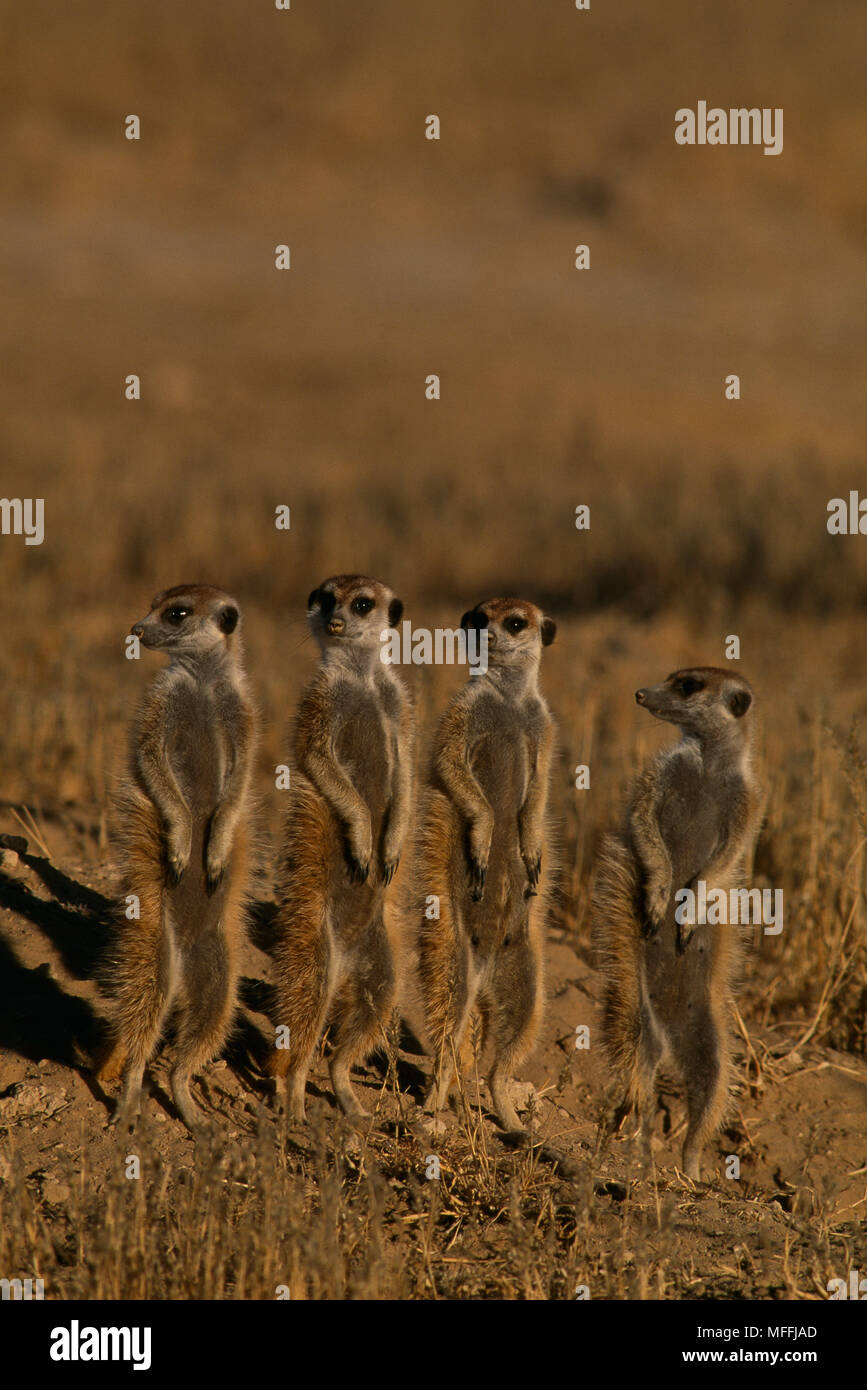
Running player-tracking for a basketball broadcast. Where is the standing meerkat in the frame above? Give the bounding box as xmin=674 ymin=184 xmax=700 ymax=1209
xmin=96 ymin=584 xmax=256 ymax=1134
xmin=266 ymin=574 xmax=413 ymax=1122
xmin=416 ymin=598 xmax=557 ymax=1134
xmin=592 ymin=667 xmax=763 ymax=1180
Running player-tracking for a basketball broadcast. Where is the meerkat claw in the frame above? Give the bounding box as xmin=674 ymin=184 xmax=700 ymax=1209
xmin=469 ymin=859 xmax=487 ymax=901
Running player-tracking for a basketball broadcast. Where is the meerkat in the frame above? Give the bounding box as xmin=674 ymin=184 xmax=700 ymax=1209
xmin=415 ymin=598 xmax=557 ymax=1134
xmin=265 ymin=574 xmax=413 ymax=1122
xmin=592 ymin=667 xmax=763 ymax=1180
xmin=96 ymin=584 xmax=256 ymax=1134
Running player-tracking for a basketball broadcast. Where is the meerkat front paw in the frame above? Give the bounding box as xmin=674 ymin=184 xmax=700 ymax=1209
xmin=165 ymin=822 xmax=192 ymax=886
xmin=344 ymin=818 xmax=372 ymax=884
xmin=381 ymin=824 xmax=404 ymax=885
xmin=468 ymin=856 xmax=488 ymax=902
xmin=468 ymin=819 xmax=492 ymax=902
xmin=520 ymin=842 xmax=543 ymax=895
xmin=676 ymin=919 xmax=696 ymax=954
xmin=204 ymin=814 xmax=231 ymax=894
xmin=518 ymin=814 xmax=543 ymax=894
xmin=205 ymin=857 xmax=225 ymax=895
xmin=346 ymin=851 xmax=371 ymax=883
xmin=642 ymin=879 xmax=671 ymax=936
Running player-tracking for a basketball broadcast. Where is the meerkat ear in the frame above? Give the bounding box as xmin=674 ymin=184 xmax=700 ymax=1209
xmin=729 ymin=688 xmax=752 ymax=718
xmin=541 ymin=617 xmax=557 ymax=647
xmin=461 ymin=608 xmax=488 ymax=632
xmin=218 ymin=605 xmax=239 ymax=635
xmin=387 ymin=597 xmax=403 ymax=628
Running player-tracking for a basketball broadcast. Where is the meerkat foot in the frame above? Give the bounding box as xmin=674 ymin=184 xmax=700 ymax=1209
xmin=268 ymin=1074 xmax=286 ymax=1108
xmin=489 ymin=1075 xmax=523 ymax=1133
xmin=421 ymin=1066 xmax=457 ymax=1131
xmin=330 ymin=1061 xmax=369 ymax=1121
xmin=270 ymin=1072 xmax=307 ymax=1124
xmin=111 ymin=1100 xmax=140 ymax=1135
xmin=635 ymin=1128 xmax=655 ymax=1174
xmin=110 ymin=1063 xmax=146 ymax=1133
xmin=287 ymin=1075 xmax=308 ymax=1124
xmin=682 ymin=1145 xmax=703 ymax=1181
xmin=607 ymin=1099 xmax=633 ymax=1135
xmin=266 ymin=1064 xmax=302 ymax=1113
xmin=170 ymin=1071 xmax=212 ymax=1135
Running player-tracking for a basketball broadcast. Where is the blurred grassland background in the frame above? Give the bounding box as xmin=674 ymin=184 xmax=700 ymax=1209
xmin=0 ymin=0 xmax=865 ymax=1051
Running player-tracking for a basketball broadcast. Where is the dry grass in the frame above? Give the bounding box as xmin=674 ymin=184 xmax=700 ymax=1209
xmin=1 ymin=1036 xmax=862 ymax=1301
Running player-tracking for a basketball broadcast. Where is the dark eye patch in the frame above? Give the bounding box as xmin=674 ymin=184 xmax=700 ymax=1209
xmin=163 ymin=606 xmax=190 ymax=625
xmin=308 ymin=589 xmax=336 ymax=621
xmin=678 ymin=677 xmax=704 ymax=697
xmin=219 ymin=605 xmax=239 ymax=635
xmin=504 ymin=615 xmax=528 ymax=634
xmin=460 ymin=608 xmax=489 ymax=633
xmin=352 ymin=596 xmax=375 ymax=615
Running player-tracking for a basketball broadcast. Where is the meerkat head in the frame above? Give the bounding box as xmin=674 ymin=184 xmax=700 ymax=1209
xmin=635 ymin=667 xmax=753 ymax=739
xmin=131 ymin=584 xmax=241 ymax=658
xmin=307 ymin=574 xmax=403 ymax=655
xmin=460 ymin=597 xmax=556 ymax=672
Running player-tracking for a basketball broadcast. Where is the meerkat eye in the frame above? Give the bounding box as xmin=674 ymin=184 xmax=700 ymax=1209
xmin=504 ymin=616 xmax=528 ymax=634
xmin=351 ymin=596 xmax=375 ymax=616
xmin=678 ymin=677 xmax=704 ymax=697
xmin=163 ymin=606 xmax=190 ymax=625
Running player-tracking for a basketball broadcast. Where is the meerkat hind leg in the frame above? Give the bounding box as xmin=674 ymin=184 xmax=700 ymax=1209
xmin=107 ymin=922 xmax=174 ymax=1132
xmin=269 ymin=928 xmax=333 ymax=1123
xmin=420 ymin=921 xmax=475 ymax=1126
xmin=675 ymin=1005 xmax=728 ymax=1180
xmin=608 ymin=1017 xmax=664 ymax=1173
xmin=635 ymin=1023 xmax=665 ymax=1169
xmin=488 ymin=1061 xmax=523 ymax=1132
xmin=423 ymin=989 xmax=475 ymax=1129
xmin=483 ymin=930 xmax=543 ymax=1134
xmin=423 ymin=1019 xmax=476 ymax=1138
xmin=169 ymin=929 xmax=238 ymax=1134
xmin=112 ymin=1061 xmax=148 ymax=1134
xmin=328 ymin=922 xmax=395 ymax=1121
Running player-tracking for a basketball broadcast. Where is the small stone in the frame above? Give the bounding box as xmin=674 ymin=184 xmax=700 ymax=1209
xmin=511 ymin=1080 xmax=539 ymax=1114
xmin=42 ymin=1180 xmax=71 ymax=1205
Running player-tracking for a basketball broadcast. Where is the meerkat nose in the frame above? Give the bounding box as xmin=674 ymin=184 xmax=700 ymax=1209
xmin=327 ymin=618 xmax=344 ymax=634
xmin=635 ymin=689 xmax=646 ymax=705
xmin=131 ymin=623 xmax=145 ymax=638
